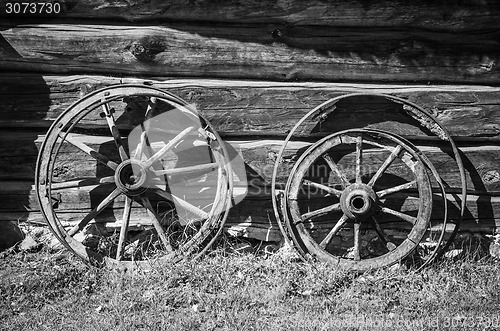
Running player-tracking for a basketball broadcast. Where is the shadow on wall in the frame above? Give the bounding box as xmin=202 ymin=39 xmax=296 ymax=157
xmin=0 ymin=32 xmax=51 ymax=249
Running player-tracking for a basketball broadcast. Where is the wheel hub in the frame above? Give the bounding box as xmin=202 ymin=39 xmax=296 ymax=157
xmin=114 ymin=159 xmax=150 ymax=195
xmin=340 ymin=184 xmax=377 ymax=220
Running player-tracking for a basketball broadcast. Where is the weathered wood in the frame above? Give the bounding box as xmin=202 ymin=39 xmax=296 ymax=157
xmin=1 ymin=187 xmax=499 ymax=242
xmin=2 ymin=75 xmax=500 ymax=139
xmin=1 ymin=23 xmax=499 ymax=83
xmin=1 ymin=131 xmax=500 ymax=193
xmin=2 ymin=0 xmax=499 ymax=246
xmin=2 ymin=0 xmax=500 ymax=31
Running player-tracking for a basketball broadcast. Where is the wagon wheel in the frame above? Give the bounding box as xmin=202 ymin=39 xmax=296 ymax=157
xmin=285 ymin=129 xmax=433 ymax=271
xmin=36 ymin=85 xmax=232 ymax=266
xmin=272 ymin=93 xmax=466 ymax=271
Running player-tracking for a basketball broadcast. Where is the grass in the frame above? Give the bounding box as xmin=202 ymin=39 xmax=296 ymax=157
xmin=1 ymin=239 xmax=500 ymax=331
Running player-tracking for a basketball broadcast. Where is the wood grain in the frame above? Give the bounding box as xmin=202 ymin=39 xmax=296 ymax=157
xmin=3 ymin=0 xmax=500 ymax=31
xmin=1 ymin=23 xmax=499 ymax=83
xmin=2 ymin=75 xmax=500 ymax=139
xmin=1 ymin=183 xmax=499 ymax=242
xmin=1 ymin=131 xmax=499 ymax=193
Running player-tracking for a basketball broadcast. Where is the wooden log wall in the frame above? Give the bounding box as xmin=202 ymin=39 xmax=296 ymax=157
xmin=1 ymin=0 xmax=500 ymax=242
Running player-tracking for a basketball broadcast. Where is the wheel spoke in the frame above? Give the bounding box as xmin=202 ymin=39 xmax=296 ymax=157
xmin=151 ymin=188 xmax=209 ymax=219
xmin=303 ymin=179 xmax=342 ymax=197
xmin=379 ymin=206 xmax=417 ymax=225
xmin=144 ymin=126 xmax=195 ymax=169
xmin=370 ymin=216 xmax=396 ymax=251
xmin=322 ymin=154 xmax=350 ymax=187
xmin=146 ymin=97 xmax=157 ymax=119
xmin=352 ymin=222 xmax=361 ymax=261
xmin=355 ymin=134 xmax=363 ymax=184
xmin=140 ymin=196 xmax=173 ymax=253
xmin=302 ymin=203 xmax=341 ymax=222
xmin=62 ymin=133 xmax=118 ymax=170
xmin=116 ymin=196 xmax=132 ymax=260
xmin=376 ymin=180 xmax=416 ymax=198
xmin=101 ymin=101 xmax=128 ymax=161
xmin=368 ymin=145 xmax=403 ymax=186
xmin=67 ymin=187 xmax=122 ymax=236
xmin=153 ymin=163 xmax=218 ymax=177
xmin=51 ymin=176 xmax=115 ymax=190
xmin=134 ymin=130 xmax=147 ymax=160
xmin=319 ymin=214 xmax=349 ymax=249
xmin=133 ymin=97 xmax=157 ymax=161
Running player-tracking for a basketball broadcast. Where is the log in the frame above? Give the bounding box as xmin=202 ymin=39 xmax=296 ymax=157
xmin=2 ymin=75 xmax=500 ymax=139
xmin=2 ymin=0 xmax=500 ymax=31
xmin=1 ymin=186 xmax=499 ymax=242
xmin=1 ymin=23 xmax=499 ymax=83
xmin=1 ymin=131 xmax=500 ymax=193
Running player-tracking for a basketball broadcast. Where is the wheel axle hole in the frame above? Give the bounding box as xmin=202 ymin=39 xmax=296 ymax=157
xmin=351 ymin=196 xmax=365 ymax=210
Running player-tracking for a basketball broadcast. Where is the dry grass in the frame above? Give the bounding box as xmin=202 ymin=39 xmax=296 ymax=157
xmin=1 ymin=239 xmax=500 ymax=331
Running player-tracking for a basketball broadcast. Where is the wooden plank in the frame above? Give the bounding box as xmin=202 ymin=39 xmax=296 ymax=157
xmin=1 ymin=131 xmax=500 ymax=193
xmin=1 ymin=131 xmax=500 ymax=192
xmin=1 ymin=192 xmax=499 ymax=242
xmin=1 ymin=24 xmax=499 ymax=83
xmin=2 ymin=75 xmax=500 ymax=139
xmin=2 ymin=0 xmax=500 ymax=31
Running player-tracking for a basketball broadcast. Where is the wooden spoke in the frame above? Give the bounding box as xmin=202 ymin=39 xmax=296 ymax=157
xmin=322 ymin=154 xmax=350 ymax=187
xmin=319 ymin=214 xmax=349 ymax=249
xmin=144 ymin=126 xmax=195 ymax=168
xmin=116 ymin=196 xmax=132 ymax=260
xmin=303 ymin=179 xmax=342 ymax=197
xmin=151 ymin=188 xmax=209 ymax=219
xmin=146 ymin=97 xmax=157 ymax=118
xmin=376 ymin=180 xmax=416 ymax=198
xmin=67 ymin=188 xmax=122 ymax=236
xmin=367 ymin=145 xmax=403 ymax=186
xmin=301 ymin=203 xmax=341 ymax=222
xmin=62 ymin=133 xmax=118 ymax=170
xmin=51 ymin=176 xmax=115 ymax=190
xmin=380 ymin=206 xmax=417 ymax=225
xmin=355 ymin=134 xmax=363 ymax=184
xmin=134 ymin=130 xmax=147 ymax=160
xmin=101 ymin=101 xmax=128 ymax=161
xmin=153 ymin=163 xmax=218 ymax=177
xmin=370 ymin=216 xmax=396 ymax=251
xmin=133 ymin=97 xmax=157 ymax=161
xmin=352 ymin=222 xmax=361 ymax=261
xmin=140 ymin=196 xmax=173 ymax=253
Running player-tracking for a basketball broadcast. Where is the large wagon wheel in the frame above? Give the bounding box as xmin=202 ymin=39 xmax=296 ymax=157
xmin=272 ymin=93 xmax=466 ymax=271
xmin=36 ymin=85 xmax=232 ymax=266
xmin=285 ymin=129 xmax=433 ymax=271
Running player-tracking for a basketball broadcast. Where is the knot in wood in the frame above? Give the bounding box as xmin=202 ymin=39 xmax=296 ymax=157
xmin=130 ymin=43 xmax=150 ymax=61
xmin=483 ymin=169 xmax=500 ymax=185
xmin=272 ymin=29 xmax=286 ymax=40
xmin=130 ymin=37 xmax=167 ymax=62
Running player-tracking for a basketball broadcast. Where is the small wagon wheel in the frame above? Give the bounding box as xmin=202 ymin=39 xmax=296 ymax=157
xmin=272 ymin=93 xmax=466 ymax=270
xmin=285 ymin=129 xmax=432 ymax=271
xmin=36 ymin=85 xmax=232 ymax=266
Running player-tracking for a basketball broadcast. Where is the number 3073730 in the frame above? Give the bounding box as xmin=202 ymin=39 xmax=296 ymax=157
xmin=5 ymin=2 xmax=61 ymax=14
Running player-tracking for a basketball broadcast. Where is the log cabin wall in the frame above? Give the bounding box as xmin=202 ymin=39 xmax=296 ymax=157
xmin=1 ymin=0 xmax=500 ymax=243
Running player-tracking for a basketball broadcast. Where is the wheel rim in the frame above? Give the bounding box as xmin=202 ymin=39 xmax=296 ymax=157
xmin=285 ymin=129 xmax=433 ymax=271
xmin=36 ymin=85 xmax=232 ymax=266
